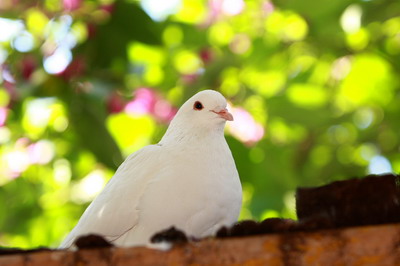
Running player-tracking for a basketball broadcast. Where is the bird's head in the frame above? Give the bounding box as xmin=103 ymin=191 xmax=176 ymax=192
xmin=161 ymin=90 xmax=233 ymax=143
xmin=178 ymin=90 xmax=233 ymax=125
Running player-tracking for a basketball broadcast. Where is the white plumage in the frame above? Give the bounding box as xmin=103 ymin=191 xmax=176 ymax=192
xmin=59 ymin=90 xmax=242 ymax=248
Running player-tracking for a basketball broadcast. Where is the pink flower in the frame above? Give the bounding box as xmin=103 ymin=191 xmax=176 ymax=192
xmin=262 ymin=1 xmax=275 ymax=16
xmin=27 ymin=140 xmax=55 ymax=165
xmin=20 ymin=56 xmax=36 ymax=80
xmin=181 ymin=74 xmax=199 ymax=85
xmin=107 ymin=92 xmax=126 ymax=114
xmin=63 ymin=0 xmax=82 ymax=11
xmin=227 ymin=106 xmax=264 ymax=145
xmin=59 ymin=57 xmax=86 ymax=80
xmin=153 ymin=99 xmax=176 ymax=122
xmin=199 ymin=48 xmax=214 ymax=64
xmin=125 ymin=88 xmax=155 ymax=115
xmin=0 ymin=107 xmax=7 ymax=126
xmin=100 ymin=4 xmax=115 ymax=14
xmin=208 ymin=0 xmax=245 ymax=19
xmin=125 ymin=88 xmax=177 ymax=123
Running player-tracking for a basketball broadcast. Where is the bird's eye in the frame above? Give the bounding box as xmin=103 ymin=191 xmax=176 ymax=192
xmin=193 ymin=101 xmax=204 ymax=110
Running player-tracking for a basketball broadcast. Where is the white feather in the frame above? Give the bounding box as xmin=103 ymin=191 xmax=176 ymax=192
xmin=59 ymin=90 xmax=242 ymax=248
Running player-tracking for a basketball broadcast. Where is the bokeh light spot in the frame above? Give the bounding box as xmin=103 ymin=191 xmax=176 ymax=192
xmin=336 ymin=145 xmax=355 ymax=165
xmin=0 ymin=48 xmax=8 ymax=65
xmin=359 ymin=143 xmax=378 ymax=162
xmin=353 ymin=108 xmax=374 ymax=129
xmin=12 ymin=31 xmax=35 ymax=52
xmin=260 ymin=209 xmax=280 ymax=220
xmin=311 ymin=145 xmax=332 ymax=166
xmin=107 ymin=112 xmax=156 ymax=155
xmin=239 ymin=183 xmax=254 ymax=220
xmin=5 ymin=149 xmax=30 ymax=176
xmin=71 ymin=21 xmax=88 ymax=44
xmin=0 ymin=107 xmax=7 ymax=126
xmin=265 ymin=11 xmax=308 ymax=41
xmin=339 ymin=54 xmax=395 ymax=110
xmin=128 ymin=43 xmax=165 ymax=65
xmin=28 ymin=140 xmax=55 ymax=165
xmin=53 ymin=116 xmax=69 ymax=132
xmin=163 ymin=25 xmax=183 ymax=47
xmin=341 ymin=4 xmax=362 ymax=33
xmin=249 ymin=147 xmax=265 ymax=163
xmin=283 ymin=191 xmax=296 ymax=219
xmin=221 ymin=0 xmax=245 ymax=16
xmin=141 ymin=0 xmax=181 ymax=21
xmin=173 ymin=0 xmax=206 ymax=24
xmin=0 ymin=127 xmax=11 ymax=144
xmin=227 ymin=105 xmax=264 ymax=145
xmin=287 ymin=83 xmax=328 ymax=109
xmin=331 ymin=56 xmax=352 ymax=81
xmin=0 ymin=18 xmax=24 ymax=42
xmin=208 ymin=22 xmax=234 ymax=46
xmin=173 ymin=50 xmax=202 ymax=74
xmin=71 ymin=170 xmax=107 ymax=203
xmin=346 ymin=28 xmax=370 ymax=51
xmin=230 ymin=33 xmax=251 ymax=54
xmin=54 ymin=159 xmax=72 ymax=187
xmin=63 ymin=0 xmax=81 ymax=11
xmin=368 ymin=155 xmax=393 ymax=174
xmin=43 ymin=47 xmax=72 ymax=74
xmin=23 ymin=98 xmax=54 ymax=132
xmin=26 ymin=8 xmax=49 ymax=37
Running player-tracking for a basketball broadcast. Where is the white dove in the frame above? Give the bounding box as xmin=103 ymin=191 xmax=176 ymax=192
xmin=59 ymin=90 xmax=242 ymax=248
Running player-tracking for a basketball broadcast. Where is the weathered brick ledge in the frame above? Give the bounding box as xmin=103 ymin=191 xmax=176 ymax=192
xmin=2 ymin=223 xmax=400 ymax=266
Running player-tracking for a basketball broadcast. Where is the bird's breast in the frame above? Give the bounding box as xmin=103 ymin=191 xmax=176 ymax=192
xmin=135 ymin=143 xmax=242 ymax=238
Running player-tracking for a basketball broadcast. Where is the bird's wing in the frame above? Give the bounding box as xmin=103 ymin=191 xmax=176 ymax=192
xmin=59 ymin=144 xmax=162 ymax=248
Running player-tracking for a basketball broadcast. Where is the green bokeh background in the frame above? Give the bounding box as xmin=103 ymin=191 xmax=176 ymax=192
xmin=0 ymin=0 xmax=399 ymax=248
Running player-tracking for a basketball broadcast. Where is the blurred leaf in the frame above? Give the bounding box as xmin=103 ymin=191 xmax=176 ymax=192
xmin=67 ymin=93 xmax=123 ymax=170
xmin=0 ymin=177 xmax=41 ymax=235
xmin=82 ymin=0 xmax=162 ymax=69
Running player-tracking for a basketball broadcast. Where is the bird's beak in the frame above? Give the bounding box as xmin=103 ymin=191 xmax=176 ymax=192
xmin=211 ymin=108 xmax=234 ymax=121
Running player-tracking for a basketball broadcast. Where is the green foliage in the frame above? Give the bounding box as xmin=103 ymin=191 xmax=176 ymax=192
xmin=0 ymin=0 xmax=399 ymax=248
